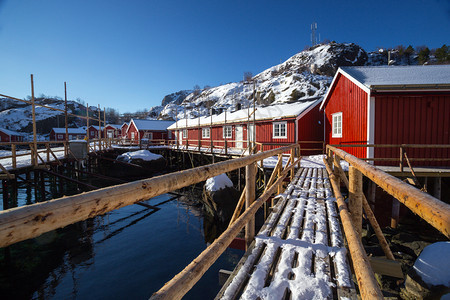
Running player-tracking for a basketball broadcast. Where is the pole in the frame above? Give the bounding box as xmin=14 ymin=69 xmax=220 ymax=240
xmin=245 ymin=162 xmax=256 ymax=249
xmin=31 ymin=74 xmax=37 ymax=166
xmin=349 ymin=166 xmax=363 ymax=238
xmin=98 ymin=105 xmax=101 ymax=151
xmin=86 ymin=103 xmax=90 ymax=146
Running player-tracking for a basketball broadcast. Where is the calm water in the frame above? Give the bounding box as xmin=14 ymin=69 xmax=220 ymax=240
xmin=0 ymin=175 xmax=243 ymax=299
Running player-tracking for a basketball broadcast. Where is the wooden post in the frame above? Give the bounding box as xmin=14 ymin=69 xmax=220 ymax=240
xmin=98 ymin=105 xmax=102 ymax=151
xmin=277 ymin=154 xmax=282 ymax=195
xmin=391 ymin=198 xmax=400 ymax=228
xmin=433 ymin=177 xmax=442 ymax=200
xmin=31 ymin=74 xmax=37 ymax=166
xmin=86 ymin=103 xmax=90 ymax=150
xmin=333 ymin=155 xmax=341 ymax=188
xmin=64 ymin=82 xmax=68 ymax=154
xmin=349 ymin=166 xmax=363 ymax=238
xmin=103 ymin=107 xmax=106 ymax=149
xmin=46 ymin=143 xmax=50 ymax=162
xmin=245 ymin=162 xmax=256 ymax=249
xmin=2 ymin=180 xmax=8 ymax=210
xmin=399 ymin=146 xmax=403 ymax=173
xmin=11 ymin=144 xmax=16 ymax=169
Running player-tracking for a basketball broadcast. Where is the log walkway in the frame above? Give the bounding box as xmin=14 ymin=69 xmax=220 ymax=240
xmin=216 ymin=167 xmax=356 ymax=300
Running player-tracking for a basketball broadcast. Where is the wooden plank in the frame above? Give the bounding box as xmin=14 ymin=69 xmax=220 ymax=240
xmin=369 ymin=257 xmax=403 ymax=278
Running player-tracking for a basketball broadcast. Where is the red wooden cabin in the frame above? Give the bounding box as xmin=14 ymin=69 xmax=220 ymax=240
xmin=126 ymin=119 xmax=175 ymax=144
xmin=88 ymin=125 xmax=102 ymax=139
xmin=0 ymin=128 xmax=24 ymax=142
xmin=50 ymin=127 xmax=86 ymax=141
xmin=320 ymin=65 xmax=450 ymax=166
xmin=120 ymin=123 xmax=129 ymax=138
xmin=103 ymin=124 xmax=122 ymax=138
xmin=168 ymin=99 xmax=323 ymax=154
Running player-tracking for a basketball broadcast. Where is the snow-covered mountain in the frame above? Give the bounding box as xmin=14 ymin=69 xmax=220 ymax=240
xmin=153 ymin=42 xmax=368 ymax=120
xmin=0 ymin=98 xmax=90 ymax=138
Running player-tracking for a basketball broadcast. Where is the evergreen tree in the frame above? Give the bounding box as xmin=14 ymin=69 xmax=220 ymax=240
xmin=435 ymin=44 xmax=450 ymax=64
xmin=418 ymin=47 xmax=430 ymax=64
xmin=404 ymin=45 xmax=414 ymax=64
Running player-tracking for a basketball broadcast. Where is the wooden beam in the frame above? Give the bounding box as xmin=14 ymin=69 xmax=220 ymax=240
xmin=324 ymin=159 xmax=383 ymax=299
xmin=245 ymin=162 xmax=256 ymax=249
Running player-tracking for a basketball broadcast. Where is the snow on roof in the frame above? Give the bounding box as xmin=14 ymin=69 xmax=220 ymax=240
xmin=52 ymin=127 xmax=86 ymax=134
xmin=105 ymin=124 xmax=122 ymax=129
xmin=168 ymin=99 xmax=321 ymax=130
xmin=341 ymin=65 xmax=450 ymax=89
xmin=0 ymin=128 xmax=23 ymax=136
xmin=131 ymin=119 xmax=174 ymax=131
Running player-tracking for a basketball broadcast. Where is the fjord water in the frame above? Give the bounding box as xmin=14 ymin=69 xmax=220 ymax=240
xmin=1 ymin=189 xmax=243 ymax=299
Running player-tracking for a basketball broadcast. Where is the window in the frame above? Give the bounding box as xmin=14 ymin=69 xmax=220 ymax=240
xmin=202 ymin=128 xmax=210 ymax=138
xmin=131 ymin=132 xmax=135 ymax=140
xmin=223 ymin=126 xmax=232 ymax=138
xmin=332 ymin=112 xmax=342 ymax=138
xmin=182 ymin=129 xmax=187 ymax=138
xmin=143 ymin=132 xmax=153 ymax=139
xmin=273 ymin=122 xmax=287 ymax=139
xmin=57 ymin=134 xmax=63 ymax=140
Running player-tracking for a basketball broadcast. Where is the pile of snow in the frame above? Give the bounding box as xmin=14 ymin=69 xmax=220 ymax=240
xmin=116 ymin=150 xmax=163 ymax=163
xmin=413 ymin=241 xmax=450 ymax=287
xmin=205 ymin=173 xmax=233 ymax=192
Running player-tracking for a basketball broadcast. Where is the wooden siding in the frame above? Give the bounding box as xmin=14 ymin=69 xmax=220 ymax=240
xmin=324 ymin=74 xmax=368 ymax=158
xmin=374 ymin=93 xmax=450 ymax=166
xmin=297 ymin=102 xmax=324 ymax=155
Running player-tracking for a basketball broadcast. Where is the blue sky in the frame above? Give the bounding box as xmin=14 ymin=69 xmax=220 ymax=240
xmin=0 ymin=0 xmax=449 ymax=113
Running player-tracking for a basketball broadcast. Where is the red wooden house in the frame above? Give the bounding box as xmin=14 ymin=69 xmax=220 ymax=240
xmin=168 ymin=99 xmax=323 ymax=153
xmin=320 ymin=65 xmax=450 ymax=166
xmin=0 ymin=128 xmax=25 ymax=142
xmin=120 ymin=122 xmax=129 ymax=138
xmin=50 ymin=127 xmax=86 ymax=141
xmin=87 ymin=125 xmax=102 ymax=139
xmin=103 ymin=124 xmax=122 ymax=138
xmin=126 ymin=119 xmax=175 ymax=143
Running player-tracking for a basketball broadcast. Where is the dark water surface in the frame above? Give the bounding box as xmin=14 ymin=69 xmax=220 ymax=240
xmin=1 ymin=179 xmax=243 ymax=299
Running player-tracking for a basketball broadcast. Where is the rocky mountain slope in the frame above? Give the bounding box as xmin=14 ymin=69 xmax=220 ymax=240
xmin=153 ymin=42 xmax=368 ymax=121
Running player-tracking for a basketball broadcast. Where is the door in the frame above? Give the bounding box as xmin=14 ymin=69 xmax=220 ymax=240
xmin=235 ymin=125 xmax=243 ymax=148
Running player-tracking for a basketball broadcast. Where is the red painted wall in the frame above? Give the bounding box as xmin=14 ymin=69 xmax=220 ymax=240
xmin=0 ymin=131 xmax=23 ymax=142
xmin=297 ymin=103 xmax=324 ymax=155
xmin=324 ymin=74 xmax=368 ymax=158
xmin=374 ymin=93 xmax=450 ymax=166
xmin=0 ymin=131 xmax=10 ymax=142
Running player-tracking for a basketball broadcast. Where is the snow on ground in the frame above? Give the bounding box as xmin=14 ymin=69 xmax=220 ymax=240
xmin=413 ymin=241 xmax=450 ymax=287
xmin=117 ymin=150 xmax=163 ymax=163
xmin=205 ymin=173 xmax=233 ymax=192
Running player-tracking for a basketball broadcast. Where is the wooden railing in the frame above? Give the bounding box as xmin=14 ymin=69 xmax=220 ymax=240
xmin=324 ymin=145 xmax=450 ymax=299
xmin=330 ymin=144 xmax=450 ymax=170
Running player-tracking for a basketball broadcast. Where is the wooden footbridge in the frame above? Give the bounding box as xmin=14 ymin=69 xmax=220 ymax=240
xmin=0 ymin=142 xmax=449 ymax=299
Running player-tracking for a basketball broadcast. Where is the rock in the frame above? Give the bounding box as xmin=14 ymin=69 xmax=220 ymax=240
xmin=401 ymin=242 xmax=450 ymax=299
xmin=202 ymin=186 xmax=240 ymax=224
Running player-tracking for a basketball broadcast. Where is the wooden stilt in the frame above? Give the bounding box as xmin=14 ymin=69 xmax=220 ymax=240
xmin=433 ymin=177 xmax=442 ymax=200
xmin=391 ymin=198 xmax=400 ymax=229
xmin=349 ymin=166 xmax=363 ymax=238
xmin=2 ymin=180 xmax=9 ymax=210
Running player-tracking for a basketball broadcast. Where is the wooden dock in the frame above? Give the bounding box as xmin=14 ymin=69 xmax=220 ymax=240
xmin=216 ymin=167 xmax=356 ymax=299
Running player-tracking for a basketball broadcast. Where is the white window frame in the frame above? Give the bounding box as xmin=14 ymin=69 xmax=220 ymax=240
xmin=332 ymin=112 xmax=343 ymax=138
xmin=273 ymin=121 xmax=287 ymax=139
xmin=182 ymin=129 xmax=187 ymax=138
xmin=223 ymin=126 xmax=232 ymax=138
xmin=131 ymin=132 xmax=135 ymax=140
xmin=57 ymin=134 xmax=64 ymax=140
xmin=202 ymin=127 xmax=210 ymax=138
xmin=143 ymin=132 xmax=153 ymax=140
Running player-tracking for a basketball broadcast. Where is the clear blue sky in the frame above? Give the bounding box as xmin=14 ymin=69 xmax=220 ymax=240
xmin=0 ymin=0 xmax=449 ymax=113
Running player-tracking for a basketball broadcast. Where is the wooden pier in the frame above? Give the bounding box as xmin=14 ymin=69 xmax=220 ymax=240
xmin=217 ymin=167 xmax=356 ymax=299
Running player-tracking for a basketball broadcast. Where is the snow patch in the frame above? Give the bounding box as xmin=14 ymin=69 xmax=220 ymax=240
xmin=413 ymin=241 xmax=450 ymax=287
xmin=205 ymin=173 xmax=233 ymax=192
xmin=117 ymin=150 xmax=163 ymax=163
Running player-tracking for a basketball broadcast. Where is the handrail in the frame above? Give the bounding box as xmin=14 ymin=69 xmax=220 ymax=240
xmin=0 ymin=145 xmax=297 ymax=248
xmin=327 ymin=145 xmax=450 ymax=238
xmin=151 ymin=157 xmax=299 ymax=300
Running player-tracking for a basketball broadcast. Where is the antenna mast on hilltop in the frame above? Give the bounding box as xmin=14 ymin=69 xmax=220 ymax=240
xmin=311 ymin=22 xmax=319 ymax=46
